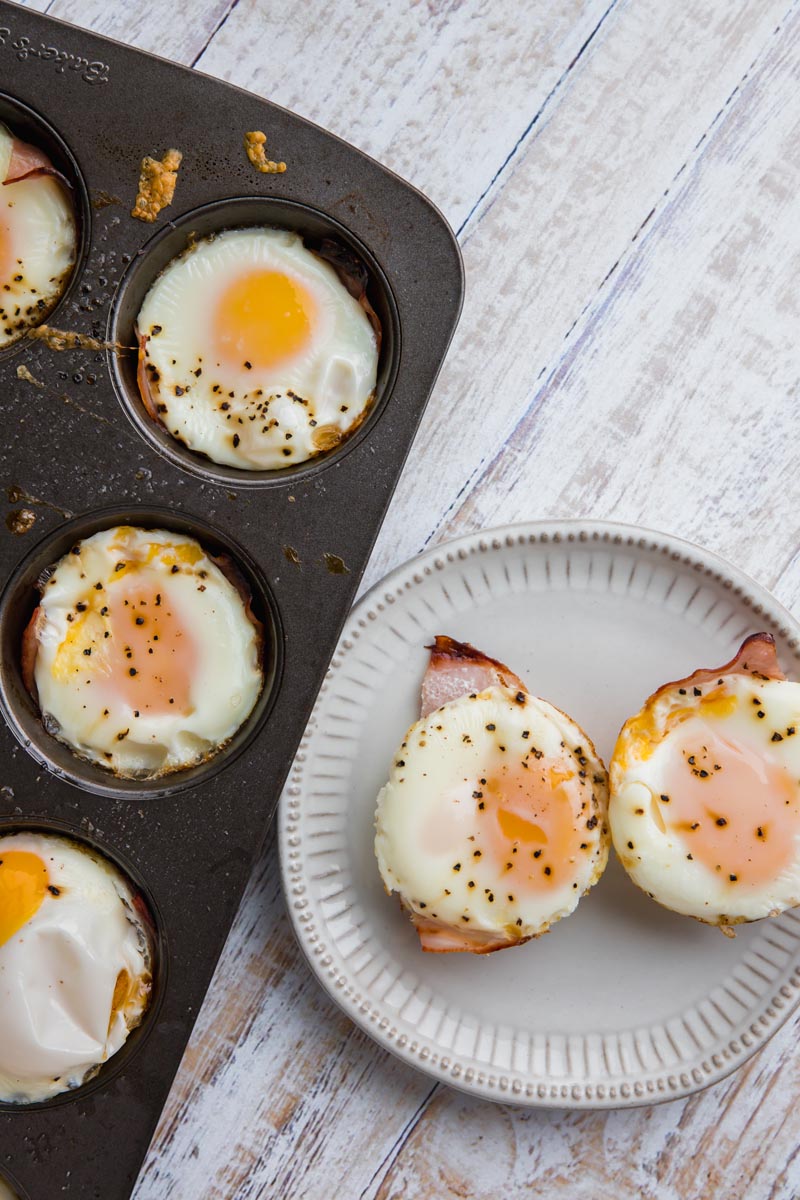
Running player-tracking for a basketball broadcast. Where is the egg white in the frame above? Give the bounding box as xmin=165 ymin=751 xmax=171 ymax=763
xmin=610 ymin=674 xmax=800 ymax=924
xmin=136 ymin=228 xmax=378 ymax=470
xmin=0 ymin=832 xmax=152 ymax=1103
xmin=375 ymin=686 xmax=609 ymax=941
xmin=0 ymin=124 xmax=76 ymax=347
xmin=31 ymin=527 xmax=264 ymax=777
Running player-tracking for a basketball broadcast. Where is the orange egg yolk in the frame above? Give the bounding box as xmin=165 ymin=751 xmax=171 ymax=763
xmin=102 ymin=580 xmax=196 ymax=715
xmin=430 ymin=756 xmax=590 ymax=894
xmin=656 ymin=723 xmax=800 ymax=886
xmin=0 ymin=851 xmax=48 ymax=947
xmin=483 ymin=761 xmax=588 ymax=892
xmin=213 ymin=269 xmax=314 ymax=370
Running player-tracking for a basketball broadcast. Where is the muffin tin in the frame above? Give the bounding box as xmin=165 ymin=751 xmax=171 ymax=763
xmin=0 ymin=4 xmax=463 ymax=1197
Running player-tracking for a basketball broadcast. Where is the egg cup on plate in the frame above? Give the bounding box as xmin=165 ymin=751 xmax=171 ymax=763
xmin=610 ymin=633 xmax=800 ymax=930
xmin=375 ymin=637 xmax=610 ymax=953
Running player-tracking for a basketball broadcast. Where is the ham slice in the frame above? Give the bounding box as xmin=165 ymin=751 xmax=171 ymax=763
xmin=420 ymin=635 xmax=525 ymax=718
xmin=694 ymin=632 xmax=783 ymax=683
xmin=3 ymin=135 xmax=67 ymax=187
xmin=136 ymin=328 xmax=168 ymax=424
xmin=314 ymin=238 xmax=382 ymax=349
xmin=407 ymin=636 xmax=533 ymax=954
xmin=208 ymin=550 xmax=265 ymax=655
xmin=409 ymin=911 xmax=528 ymax=955
xmin=21 ymin=605 xmax=45 ymax=699
xmin=652 ymin=633 xmax=784 ymax=703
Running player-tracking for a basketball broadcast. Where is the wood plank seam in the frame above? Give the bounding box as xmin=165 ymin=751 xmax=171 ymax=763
xmin=359 ymin=1081 xmax=440 ymax=1200
xmin=455 ymin=0 xmax=621 ymax=237
xmin=422 ymin=0 xmax=800 ymax=554
xmin=771 ymin=545 xmax=800 ymax=595
xmin=438 ymin=3 xmax=800 ymax=559
xmin=191 ymin=0 xmax=240 ymax=68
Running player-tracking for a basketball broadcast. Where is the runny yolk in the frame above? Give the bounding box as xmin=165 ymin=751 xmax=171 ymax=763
xmin=657 ymin=724 xmax=800 ymax=886
xmin=213 ymin=269 xmax=314 ymax=370
xmin=0 ymin=851 xmax=48 ymax=947
xmin=484 ymin=760 xmax=586 ymax=892
xmin=102 ymin=580 xmax=196 ymax=715
xmin=496 ymin=807 xmax=547 ymax=844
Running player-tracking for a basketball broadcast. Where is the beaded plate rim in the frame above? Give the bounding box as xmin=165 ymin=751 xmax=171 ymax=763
xmin=278 ymin=519 xmax=800 ymax=1108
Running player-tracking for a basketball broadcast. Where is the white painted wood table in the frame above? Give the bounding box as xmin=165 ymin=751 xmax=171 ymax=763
xmin=18 ymin=1 xmax=800 ymax=1195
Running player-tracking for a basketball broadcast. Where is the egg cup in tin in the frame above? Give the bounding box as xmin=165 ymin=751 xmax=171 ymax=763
xmin=109 ymin=196 xmax=401 ymax=488
xmin=0 ymin=4 xmax=464 ymax=1197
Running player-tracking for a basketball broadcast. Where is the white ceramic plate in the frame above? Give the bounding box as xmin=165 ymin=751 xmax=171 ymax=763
xmin=278 ymin=521 xmax=800 ymax=1107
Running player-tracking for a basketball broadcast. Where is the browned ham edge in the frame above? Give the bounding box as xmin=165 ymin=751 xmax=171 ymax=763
xmin=131 ymin=890 xmax=157 ymax=942
xmin=313 ymin=238 xmax=382 ymax=350
xmin=652 ymin=632 xmax=784 ymax=703
xmin=420 ymin=634 xmax=526 ymax=718
xmin=4 ymin=135 xmax=70 ymax=189
xmin=136 ymin=330 xmax=163 ymax=423
xmin=703 ymin=632 xmax=784 ymax=682
xmin=408 ymin=910 xmax=530 ymax=955
xmin=208 ymin=551 xmax=265 ymax=665
xmin=407 ymin=636 xmax=532 ymax=954
xmin=21 ymin=605 xmax=45 ymax=700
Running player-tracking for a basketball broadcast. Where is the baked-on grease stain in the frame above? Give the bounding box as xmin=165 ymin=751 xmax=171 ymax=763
xmin=323 ymin=553 xmax=349 ymax=574
xmin=6 ymin=484 xmax=72 ymax=520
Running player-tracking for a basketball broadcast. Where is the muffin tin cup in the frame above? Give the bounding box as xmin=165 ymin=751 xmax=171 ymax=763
xmin=108 ymin=196 xmax=401 ymax=488
xmin=0 ymin=4 xmax=463 ymax=1198
xmin=0 ymin=91 xmax=91 ymax=361
xmin=0 ymin=816 xmax=167 ymax=1114
xmin=0 ymin=505 xmax=283 ymax=800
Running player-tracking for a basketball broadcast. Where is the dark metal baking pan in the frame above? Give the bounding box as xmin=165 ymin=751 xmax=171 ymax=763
xmin=0 ymin=3 xmax=464 ymax=1197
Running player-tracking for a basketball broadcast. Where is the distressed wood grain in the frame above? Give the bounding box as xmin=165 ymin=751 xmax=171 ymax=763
xmin=364 ymin=1006 xmax=800 ymax=1200
xmin=442 ymin=0 xmax=800 ymax=595
xmin=41 ymin=0 xmax=234 ymax=64
xmin=12 ymin=1 xmax=800 ymax=1198
xmin=194 ymin=0 xmax=614 ymax=231
xmin=361 ymin=0 xmax=797 ymax=595
xmin=136 ymin=829 xmax=439 ymax=1200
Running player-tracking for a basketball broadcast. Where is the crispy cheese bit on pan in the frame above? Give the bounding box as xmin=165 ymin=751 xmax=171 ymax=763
xmin=26 ymin=325 xmax=123 ymax=352
xmin=16 ymin=364 xmax=44 ymax=388
xmin=244 ymin=130 xmax=286 ymax=174
xmin=131 ymin=148 xmax=183 ymax=223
